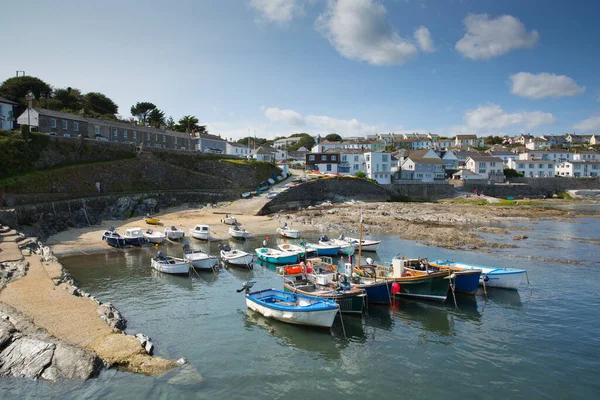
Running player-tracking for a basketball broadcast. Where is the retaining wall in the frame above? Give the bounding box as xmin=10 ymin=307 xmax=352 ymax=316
xmin=385 ymin=183 xmax=455 ymax=201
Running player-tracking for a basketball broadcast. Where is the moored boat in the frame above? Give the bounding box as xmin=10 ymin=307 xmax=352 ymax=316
xmin=404 ymin=257 xmax=480 ymax=295
xmin=318 ymin=235 xmax=355 ymax=256
xmin=277 ymin=243 xmax=316 ymax=259
xmin=219 ymin=244 xmax=254 ymax=268
xmin=430 ymin=260 xmax=526 ymax=290
xmin=151 ymin=252 xmax=191 ymax=275
xmin=277 ymin=224 xmax=301 ymax=239
xmin=101 ymin=227 xmax=126 ymax=248
xmin=255 ymin=247 xmax=299 ymax=265
xmin=345 ymin=237 xmax=381 ymax=252
xmin=164 ymin=226 xmax=185 ymax=241
xmin=190 ymin=224 xmax=211 ymax=240
xmin=145 ymin=215 xmax=160 ymax=225
xmin=220 ymin=214 xmax=238 ymax=225
xmin=183 ymin=244 xmax=219 ymax=271
xmin=123 ymin=227 xmax=147 ymax=246
xmin=239 ymin=284 xmax=339 ymax=328
xmin=304 ymin=242 xmax=340 ymax=257
xmin=229 ymin=225 xmax=251 ymax=240
xmin=143 ymin=228 xmax=166 ymax=244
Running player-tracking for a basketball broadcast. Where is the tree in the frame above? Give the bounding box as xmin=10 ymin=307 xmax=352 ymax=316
xmin=147 ymin=108 xmax=166 ymax=128
xmin=83 ymin=92 xmax=118 ymax=115
xmin=53 ymin=87 xmax=83 ymax=111
xmin=165 ymin=116 xmax=176 ymax=131
xmin=504 ymin=168 xmax=524 ymax=178
xmin=130 ymin=102 xmax=156 ymax=124
xmin=237 ymin=136 xmax=268 ymax=147
xmin=325 ymin=133 xmax=342 ymax=142
xmin=176 ymin=115 xmax=200 ymax=133
xmin=0 ymin=76 xmax=52 ymax=107
xmin=287 ymin=133 xmax=315 ymax=151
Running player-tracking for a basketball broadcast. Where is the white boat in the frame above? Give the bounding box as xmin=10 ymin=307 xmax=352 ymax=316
xmin=277 ymin=243 xmax=316 ymax=258
xmin=266 ymin=192 xmax=277 ymax=199
xmin=220 ymin=214 xmax=238 ymax=225
xmin=345 ymin=237 xmax=381 ymax=252
xmin=277 ymin=224 xmax=301 ymax=239
xmin=143 ymin=228 xmax=166 ymax=244
xmin=243 ymin=287 xmax=339 ymax=328
xmin=318 ymin=235 xmax=355 ymax=256
xmin=219 ymin=244 xmax=254 ymax=268
xmin=182 ymin=244 xmax=219 ymax=271
xmin=190 ymin=224 xmax=211 ymax=240
xmin=123 ymin=227 xmax=147 ymax=246
xmin=431 ymin=260 xmax=527 ymax=290
xmin=164 ymin=226 xmax=185 ymax=241
xmin=151 ymin=252 xmax=190 ymax=275
xmin=229 ymin=225 xmax=251 ymax=239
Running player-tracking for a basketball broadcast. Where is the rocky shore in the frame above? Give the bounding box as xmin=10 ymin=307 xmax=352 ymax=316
xmin=0 ymin=225 xmax=181 ymax=381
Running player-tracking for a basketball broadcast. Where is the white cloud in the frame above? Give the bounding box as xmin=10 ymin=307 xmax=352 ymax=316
xmin=414 ymin=26 xmax=435 ymax=53
xmin=249 ymin=0 xmax=304 ymax=25
xmin=264 ymin=107 xmax=305 ymax=126
xmin=456 ymin=14 xmax=539 ymax=60
xmin=573 ymin=116 xmax=600 ymax=132
xmin=316 ymin=0 xmax=418 ymax=66
xmin=510 ymin=72 xmax=585 ymax=99
xmin=449 ymin=103 xmax=556 ymax=134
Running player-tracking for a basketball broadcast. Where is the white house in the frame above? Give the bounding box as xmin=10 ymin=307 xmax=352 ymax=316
xmin=455 ymin=135 xmax=484 ymax=148
xmin=273 ymin=137 xmax=301 ymax=149
xmin=251 ymin=147 xmax=275 ymax=163
xmin=465 ymin=156 xmax=505 ymax=181
xmin=433 ymin=138 xmax=455 ymax=149
xmin=364 ymin=152 xmax=392 ymax=184
xmin=556 ymin=160 xmax=600 ymax=177
xmin=434 ymin=150 xmax=459 ymax=170
xmin=573 ymin=151 xmax=599 ymax=162
xmin=0 ymin=96 xmax=18 ymax=131
xmin=331 ymin=149 xmax=365 ymax=176
xmin=507 ymin=159 xmax=556 ymax=177
xmin=453 ymin=150 xmax=481 ymax=166
xmin=400 ymin=156 xmax=445 ymax=182
xmin=525 ymin=137 xmax=550 ymax=150
xmin=226 ymin=141 xmax=250 ymax=158
xmin=487 ymin=150 xmax=518 ymax=166
xmin=519 ymin=150 xmax=574 ymax=162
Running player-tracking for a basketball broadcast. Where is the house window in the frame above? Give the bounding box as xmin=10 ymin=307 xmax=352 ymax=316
xmin=518 ymin=163 xmax=525 ymax=169
xmin=354 ymin=156 xmax=359 ymax=162
xmin=133 ymin=131 xmax=137 ymax=140
xmin=382 ymin=155 xmax=388 ymax=162
xmin=327 ymin=164 xmax=332 ymax=171
xmin=548 ymin=164 xmax=553 ymax=169
xmin=341 ymin=155 xmax=347 ymax=162
xmin=73 ymin=122 xmax=79 ymax=132
xmin=529 ymin=164 xmax=534 ymax=169
xmin=354 ymin=164 xmax=359 ymax=170
xmin=61 ymin=120 xmax=67 ymax=129
xmin=382 ymin=164 xmax=388 ymax=171
xmin=175 ymin=137 xmax=178 ymax=145
xmin=538 ymin=164 xmax=543 ymax=169
xmin=51 ymin=119 xmax=57 ymax=128
xmin=479 ymin=169 xmax=486 ymax=174
xmin=309 ymin=155 xmax=315 ymax=161
xmin=490 ymin=162 xmax=495 ymax=167
xmin=366 ymin=155 xmax=370 ymax=162
xmin=113 ymin=128 xmax=118 ymax=137
xmin=146 ymin=132 xmax=150 ymax=141
xmin=95 ymin=125 xmax=100 ymax=135
xmin=155 ymin=134 xmax=158 ymax=141
xmin=124 ymin=130 xmax=128 ymax=139
xmin=478 ymin=162 xmax=486 ymax=168
xmin=321 ymin=155 xmax=327 ymax=161
xmin=162 ymin=135 xmax=166 ymax=143
xmin=331 ymin=155 xmax=337 ymax=161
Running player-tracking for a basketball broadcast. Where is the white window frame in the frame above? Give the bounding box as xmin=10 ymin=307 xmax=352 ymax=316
xmin=124 ymin=130 xmax=128 ymax=139
xmin=73 ymin=122 xmax=79 ymax=132
xmin=51 ymin=119 xmax=57 ymax=128
xmin=133 ymin=131 xmax=137 ymax=140
xmin=61 ymin=120 xmax=67 ymax=129
xmin=95 ymin=125 xmax=100 ymax=135
xmin=113 ymin=128 xmax=118 ymax=137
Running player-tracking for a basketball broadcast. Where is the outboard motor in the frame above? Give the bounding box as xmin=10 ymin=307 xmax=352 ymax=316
xmin=171 ymin=226 xmax=177 ymax=231
xmin=320 ymin=235 xmax=329 ymax=242
xmin=183 ymin=244 xmax=190 ymax=253
xmin=223 ymin=244 xmax=231 ymax=252
xmin=236 ymin=281 xmax=256 ymax=294
xmin=366 ymin=257 xmax=373 ymax=265
xmin=156 ymin=251 xmax=164 ymax=260
xmin=338 ymin=234 xmax=345 ymax=240
xmin=109 ymin=226 xmax=116 ymax=232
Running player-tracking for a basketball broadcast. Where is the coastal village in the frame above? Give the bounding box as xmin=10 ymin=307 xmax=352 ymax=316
xmin=1 ymin=2 xmax=600 ymax=399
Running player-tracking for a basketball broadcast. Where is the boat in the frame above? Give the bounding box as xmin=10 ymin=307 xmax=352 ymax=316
xmin=276 ymin=243 xmax=316 ymax=258
xmin=255 ymin=248 xmax=299 ymax=265
xmin=229 ymin=224 xmax=251 ymax=240
xmin=220 ymin=214 xmax=238 ymax=225
xmin=123 ymin=227 xmax=147 ymax=246
xmin=345 ymin=237 xmax=381 ymax=252
xmin=219 ymin=244 xmax=254 ymax=268
xmin=241 ymin=192 xmax=252 ymax=199
xmin=189 ymin=224 xmax=211 ymax=240
xmin=305 ymin=171 xmax=323 ymax=180
xmin=303 ymin=242 xmax=341 ymax=257
xmin=151 ymin=251 xmax=191 ymax=275
xmin=164 ymin=226 xmax=185 ymax=241
xmin=183 ymin=244 xmax=219 ymax=271
xmin=143 ymin=228 xmax=166 ymax=244
xmin=318 ymin=235 xmax=355 ymax=256
xmin=101 ymin=227 xmax=126 ymax=248
xmin=280 ymin=264 xmax=366 ymax=314
xmin=266 ymin=192 xmax=278 ymax=199
xmin=430 ymin=260 xmax=526 ymax=290
xmin=145 ymin=215 xmax=160 ymax=225
xmin=404 ymin=257 xmax=481 ymax=295
xmin=276 ymin=224 xmax=301 ymax=239
xmin=239 ymin=283 xmax=339 ymax=328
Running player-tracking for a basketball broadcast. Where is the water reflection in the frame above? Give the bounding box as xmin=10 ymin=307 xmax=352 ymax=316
xmin=481 ymin=288 xmax=522 ymax=308
xmin=150 ymin=269 xmax=193 ymax=291
xmin=390 ymin=298 xmax=455 ymax=337
xmin=191 ymin=270 xmax=220 ymax=285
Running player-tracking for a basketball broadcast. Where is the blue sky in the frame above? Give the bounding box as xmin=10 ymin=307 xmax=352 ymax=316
xmin=2 ymin=0 xmax=600 ymax=139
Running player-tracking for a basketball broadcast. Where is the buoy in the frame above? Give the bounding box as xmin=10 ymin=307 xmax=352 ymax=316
xmin=307 ymin=266 xmax=313 ymax=274
xmin=483 ymin=275 xmax=489 ymax=282
xmin=391 ymin=282 xmax=401 ymax=294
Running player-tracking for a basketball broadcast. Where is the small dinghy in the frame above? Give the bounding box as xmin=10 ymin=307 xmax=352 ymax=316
xmin=143 ymin=228 xmax=166 ymax=244
xmin=151 ymin=251 xmax=191 ymax=275
xmin=277 ymin=223 xmax=301 ymax=239
xmin=102 ymin=227 xmax=126 ymax=248
xmin=319 ymin=235 xmax=355 ymax=256
xmin=164 ymin=226 xmax=185 ymax=241
xmin=241 ymin=192 xmax=252 ymax=199
xmin=430 ymin=260 xmax=526 ymax=290
xmin=255 ymin=247 xmax=299 ymax=265
xmin=190 ymin=224 xmax=211 ymax=240
xmin=123 ymin=227 xmax=147 ymax=246
xmin=345 ymin=237 xmax=381 ymax=252
xmin=303 ymin=242 xmax=340 ymax=257
xmin=183 ymin=244 xmax=219 ymax=271
xmin=220 ymin=214 xmax=238 ymax=225
xmin=219 ymin=244 xmax=254 ymax=268
xmin=229 ymin=224 xmax=251 ymax=240
xmin=144 ymin=214 xmax=160 ymax=225
xmin=277 ymin=243 xmax=316 ymax=258
xmin=237 ymin=282 xmax=339 ymax=328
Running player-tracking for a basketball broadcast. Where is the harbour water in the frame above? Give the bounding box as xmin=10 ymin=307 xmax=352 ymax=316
xmin=2 ymin=218 xmax=600 ymax=399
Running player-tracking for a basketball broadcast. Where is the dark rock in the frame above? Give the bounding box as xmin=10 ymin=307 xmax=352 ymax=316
xmin=0 ymin=318 xmax=17 ymax=348
xmin=41 ymin=342 xmax=102 ymax=381
xmin=0 ymin=337 xmax=55 ymax=379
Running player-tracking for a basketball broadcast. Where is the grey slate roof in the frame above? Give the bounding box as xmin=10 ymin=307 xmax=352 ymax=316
xmin=35 ymin=108 xmax=87 ymax=122
xmin=0 ymin=96 xmax=18 ymax=105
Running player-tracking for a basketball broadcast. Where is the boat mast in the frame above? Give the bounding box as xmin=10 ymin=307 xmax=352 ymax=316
xmin=357 ymin=210 xmax=363 ymax=273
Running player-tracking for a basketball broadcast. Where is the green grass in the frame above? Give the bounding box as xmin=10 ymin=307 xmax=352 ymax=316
xmin=440 ymin=199 xmax=489 ymax=205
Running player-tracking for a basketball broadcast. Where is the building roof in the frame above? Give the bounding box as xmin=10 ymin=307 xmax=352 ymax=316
xmin=253 ymin=146 xmax=275 ymax=155
xmin=405 ymin=156 xmax=444 ymax=165
xmin=453 ymin=150 xmax=481 ymax=157
xmin=456 ymin=135 xmax=478 ymax=140
xmin=34 ymin=108 xmax=87 ymax=122
xmin=196 ymin=133 xmax=226 ymax=142
xmin=516 ymin=159 xmax=556 ymax=164
xmin=488 ymin=150 xmax=516 ymax=156
xmin=467 ymin=156 xmax=504 ymax=163
xmin=452 ymin=169 xmax=480 ymax=177
xmin=0 ymin=96 xmax=18 ymax=105
xmin=227 ymin=141 xmax=247 ymax=148
xmin=324 ymin=148 xmax=364 ymax=154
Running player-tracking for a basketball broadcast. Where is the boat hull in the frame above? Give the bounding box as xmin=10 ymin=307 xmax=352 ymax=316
xmin=308 ymin=246 xmax=340 ymax=256
xmin=229 ymin=230 xmax=251 ymax=240
xmin=145 ymin=218 xmax=160 ymax=225
xmin=151 ymin=259 xmax=190 ymax=275
xmin=165 ymin=231 xmax=185 ymax=241
xmin=190 ymin=232 xmax=210 ymax=240
xmin=352 ymin=280 xmax=392 ymax=304
xmin=283 ymin=285 xmax=365 ymax=314
xmin=221 ymin=252 xmax=254 ymax=267
xmin=144 ymin=235 xmax=166 ymax=244
xmin=347 ymin=238 xmax=381 ymax=252
xmin=103 ymin=236 xmax=126 ymax=248
xmin=255 ymin=248 xmax=298 ymax=265
xmin=246 ymin=293 xmax=338 ymax=328
xmin=184 ymin=254 xmax=219 ymax=271
xmin=481 ymin=270 xmax=526 ymax=290
xmin=392 ymin=274 xmax=450 ymax=302
xmin=124 ymin=237 xmax=146 ymax=246
xmin=451 ymin=270 xmax=481 ymax=294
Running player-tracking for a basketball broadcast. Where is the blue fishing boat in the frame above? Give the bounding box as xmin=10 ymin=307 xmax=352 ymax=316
xmin=430 ymin=260 xmax=526 ymax=290
xmin=350 ymin=279 xmax=392 ymax=304
xmin=238 ymin=283 xmax=339 ymax=328
xmin=255 ymin=247 xmax=298 ymax=265
xmin=304 ymin=242 xmax=341 ymax=256
xmin=101 ymin=227 xmax=126 ymax=248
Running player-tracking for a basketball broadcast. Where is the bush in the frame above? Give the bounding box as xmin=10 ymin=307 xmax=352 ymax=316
xmin=504 ymin=168 xmax=524 ymax=178
xmin=355 ymin=171 xmax=366 ymax=179
xmin=556 ymin=192 xmax=573 ymax=199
